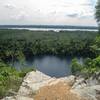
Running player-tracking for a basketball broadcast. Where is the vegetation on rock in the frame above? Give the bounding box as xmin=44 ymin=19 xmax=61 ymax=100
xmin=0 ymin=60 xmax=35 ymax=98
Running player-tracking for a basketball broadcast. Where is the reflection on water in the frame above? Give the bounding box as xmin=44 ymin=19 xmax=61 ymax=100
xmin=13 ymin=55 xmax=83 ymax=78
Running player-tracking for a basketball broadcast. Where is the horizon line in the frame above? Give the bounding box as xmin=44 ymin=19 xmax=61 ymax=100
xmin=0 ymin=24 xmax=98 ymax=27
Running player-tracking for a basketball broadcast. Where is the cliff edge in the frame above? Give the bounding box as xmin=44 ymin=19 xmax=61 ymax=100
xmin=2 ymin=71 xmax=100 ymax=100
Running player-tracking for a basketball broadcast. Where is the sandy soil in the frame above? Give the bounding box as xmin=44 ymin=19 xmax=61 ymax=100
xmin=34 ymin=82 xmax=86 ymax=100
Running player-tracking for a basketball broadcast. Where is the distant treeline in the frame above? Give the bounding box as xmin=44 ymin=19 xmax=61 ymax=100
xmin=0 ymin=25 xmax=98 ymax=30
xmin=0 ymin=29 xmax=98 ymax=62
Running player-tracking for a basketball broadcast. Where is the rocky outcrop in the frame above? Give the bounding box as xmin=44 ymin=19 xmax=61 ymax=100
xmin=2 ymin=71 xmax=100 ymax=100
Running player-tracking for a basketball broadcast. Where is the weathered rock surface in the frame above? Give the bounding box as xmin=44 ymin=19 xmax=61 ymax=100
xmin=2 ymin=71 xmax=100 ymax=100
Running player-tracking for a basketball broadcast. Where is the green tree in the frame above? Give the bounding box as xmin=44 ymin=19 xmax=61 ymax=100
xmin=91 ymin=36 xmax=100 ymax=56
xmin=71 ymin=58 xmax=82 ymax=75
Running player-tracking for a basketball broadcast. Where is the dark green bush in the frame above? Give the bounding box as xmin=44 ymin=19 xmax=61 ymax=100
xmin=71 ymin=56 xmax=100 ymax=77
xmin=71 ymin=58 xmax=83 ymax=75
xmin=0 ymin=61 xmax=35 ymax=98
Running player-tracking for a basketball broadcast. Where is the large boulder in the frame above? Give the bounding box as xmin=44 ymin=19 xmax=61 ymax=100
xmin=18 ymin=71 xmax=76 ymax=97
xmin=18 ymin=71 xmax=52 ymax=97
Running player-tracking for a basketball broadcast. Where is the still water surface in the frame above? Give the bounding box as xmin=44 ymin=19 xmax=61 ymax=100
xmin=13 ymin=55 xmax=83 ymax=78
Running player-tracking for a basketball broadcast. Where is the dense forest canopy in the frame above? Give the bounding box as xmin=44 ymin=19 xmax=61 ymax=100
xmin=0 ymin=29 xmax=98 ymax=63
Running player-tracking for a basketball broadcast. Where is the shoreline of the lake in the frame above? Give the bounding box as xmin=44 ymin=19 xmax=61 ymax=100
xmin=9 ymin=55 xmax=84 ymax=78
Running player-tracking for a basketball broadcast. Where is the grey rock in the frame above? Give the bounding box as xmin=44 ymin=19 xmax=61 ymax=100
xmin=71 ymin=85 xmax=100 ymax=100
xmin=2 ymin=71 xmax=100 ymax=100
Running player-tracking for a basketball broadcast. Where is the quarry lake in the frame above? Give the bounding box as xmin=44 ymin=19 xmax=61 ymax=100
xmin=12 ymin=55 xmax=84 ymax=78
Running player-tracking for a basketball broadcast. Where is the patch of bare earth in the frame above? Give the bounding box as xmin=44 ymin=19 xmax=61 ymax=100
xmin=34 ymin=82 xmax=86 ymax=100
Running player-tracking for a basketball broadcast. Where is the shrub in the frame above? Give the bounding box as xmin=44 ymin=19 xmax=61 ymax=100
xmin=0 ymin=61 xmax=35 ymax=98
xmin=71 ymin=58 xmax=83 ymax=75
xmin=71 ymin=57 xmax=100 ymax=77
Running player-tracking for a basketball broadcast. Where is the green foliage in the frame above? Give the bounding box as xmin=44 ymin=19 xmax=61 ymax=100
xmin=0 ymin=61 xmax=8 ymax=68
xmin=71 ymin=58 xmax=83 ymax=75
xmin=0 ymin=29 xmax=98 ymax=63
xmin=82 ymin=57 xmax=100 ymax=78
xmin=19 ymin=67 xmax=36 ymax=77
xmin=91 ymin=36 xmax=100 ymax=56
xmin=0 ymin=61 xmax=35 ymax=98
xmin=84 ymin=29 xmax=100 ymax=77
xmin=93 ymin=56 xmax=100 ymax=67
xmin=71 ymin=57 xmax=100 ymax=77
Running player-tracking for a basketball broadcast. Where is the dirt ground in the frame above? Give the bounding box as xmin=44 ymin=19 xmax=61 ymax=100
xmin=34 ymin=82 xmax=86 ymax=100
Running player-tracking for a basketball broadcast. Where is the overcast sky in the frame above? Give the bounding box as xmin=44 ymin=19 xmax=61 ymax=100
xmin=0 ymin=0 xmax=98 ymax=26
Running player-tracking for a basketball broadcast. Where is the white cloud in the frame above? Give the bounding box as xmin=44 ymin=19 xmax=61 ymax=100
xmin=0 ymin=0 xmax=97 ymax=26
xmin=4 ymin=3 xmax=16 ymax=9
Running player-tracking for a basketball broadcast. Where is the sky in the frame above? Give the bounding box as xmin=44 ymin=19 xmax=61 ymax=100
xmin=0 ymin=0 xmax=98 ymax=26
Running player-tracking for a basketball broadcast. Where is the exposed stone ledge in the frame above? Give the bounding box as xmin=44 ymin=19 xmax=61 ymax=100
xmin=2 ymin=71 xmax=100 ymax=100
